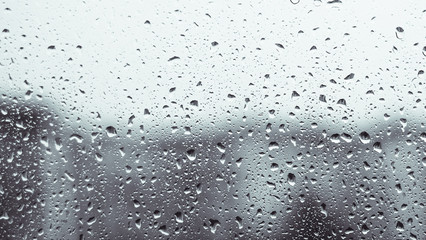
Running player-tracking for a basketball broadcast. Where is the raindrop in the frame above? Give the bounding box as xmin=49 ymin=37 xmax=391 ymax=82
xmin=209 ymin=219 xmax=220 ymax=234
xmin=291 ymin=91 xmax=300 ymax=98
xmin=361 ymin=224 xmax=369 ymax=234
xmin=190 ymin=100 xmax=199 ymax=107
xmin=87 ymin=217 xmax=97 ymax=225
xmin=133 ymin=199 xmax=141 ymax=208
xmin=359 ymin=131 xmax=371 ymax=144
xmin=341 ymin=133 xmax=352 ymax=142
xmin=159 ymin=225 xmax=169 ymax=235
xmin=186 ymin=149 xmax=196 ymax=161
xmin=268 ymin=142 xmax=279 ymax=150
xmin=69 ymin=134 xmax=84 ymax=143
xmin=373 ymin=142 xmax=382 ymax=153
xmin=396 ymin=221 xmax=404 ymax=232
xmin=128 ymin=115 xmax=135 ymax=126
xmin=344 ymin=73 xmax=355 ymax=80
xmin=217 ymin=142 xmax=226 ymax=153
xmin=168 ymin=56 xmax=180 ymax=61
xmin=175 ymin=212 xmax=183 ymax=223
xmin=287 ymin=173 xmax=296 ymax=186
xmin=236 ymin=158 xmax=243 ymax=167
xmin=330 ymin=134 xmax=340 ymax=143
xmin=153 ymin=210 xmax=161 ymax=219
xmin=54 ymin=138 xmax=62 ymax=150
xmin=235 ymin=216 xmax=243 ymax=229
xmin=105 ymin=126 xmax=117 ymax=137
xmin=320 ymin=203 xmax=327 ymax=217
xmin=337 ymin=98 xmax=346 ymax=105
xmin=395 ymin=27 xmax=404 ymax=39
xmin=275 ymin=43 xmax=285 ymax=49
xmin=95 ymin=153 xmax=103 ymax=162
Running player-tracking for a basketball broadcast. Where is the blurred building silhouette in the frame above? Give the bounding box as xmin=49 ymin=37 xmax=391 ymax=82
xmin=1 ymin=97 xmax=424 ymax=239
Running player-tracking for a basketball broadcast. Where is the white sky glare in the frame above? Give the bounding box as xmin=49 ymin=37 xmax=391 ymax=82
xmin=1 ymin=0 xmax=425 ymax=129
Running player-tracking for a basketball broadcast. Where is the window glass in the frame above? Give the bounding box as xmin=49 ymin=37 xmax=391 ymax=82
xmin=1 ymin=0 xmax=425 ymax=239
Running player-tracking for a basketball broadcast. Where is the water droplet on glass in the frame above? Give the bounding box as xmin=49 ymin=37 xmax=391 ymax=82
xmin=105 ymin=126 xmax=117 ymax=137
xmin=359 ymin=131 xmax=371 ymax=144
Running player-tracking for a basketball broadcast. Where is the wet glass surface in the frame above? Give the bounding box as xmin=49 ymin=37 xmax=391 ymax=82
xmin=1 ymin=0 xmax=425 ymax=239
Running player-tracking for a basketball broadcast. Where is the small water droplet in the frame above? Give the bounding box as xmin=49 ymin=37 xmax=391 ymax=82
xmin=359 ymin=131 xmax=371 ymax=144
xmin=287 ymin=173 xmax=296 ymax=186
xmin=105 ymin=126 xmax=117 ymax=137
xmin=186 ymin=149 xmax=196 ymax=161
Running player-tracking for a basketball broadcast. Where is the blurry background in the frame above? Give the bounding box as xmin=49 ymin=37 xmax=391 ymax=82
xmin=1 ymin=0 xmax=425 ymax=239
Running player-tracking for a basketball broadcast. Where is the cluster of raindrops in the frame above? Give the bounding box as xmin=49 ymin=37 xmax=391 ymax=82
xmin=0 ymin=0 xmax=425 ymax=239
